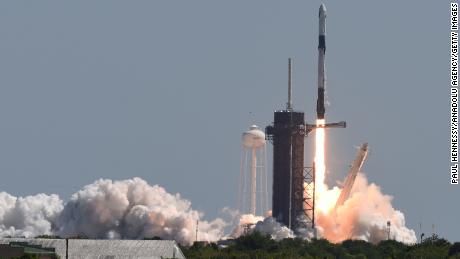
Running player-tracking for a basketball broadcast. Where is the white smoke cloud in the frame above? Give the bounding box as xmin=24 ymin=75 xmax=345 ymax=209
xmin=0 ymin=178 xmax=226 ymax=245
xmin=254 ymin=217 xmax=294 ymax=241
xmin=56 ymin=177 xmax=226 ymax=245
xmin=0 ymin=174 xmax=417 ymax=245
xmin=228 ymin=214 xmax=294 ymax=241
xmin=0 ymin=192 xmax=63 ymax=238
xmin=228 ymin=213 xmax=264 ymax=238
xmin=316 ymin=173 xmax=417 ymax=244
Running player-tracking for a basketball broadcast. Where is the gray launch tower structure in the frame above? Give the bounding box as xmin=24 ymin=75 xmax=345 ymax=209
xmin=266 ymin=59 xmax=320 ymax=231
xmin=266 ymin=108 xmax=307 ymax=230
xmin=266 ymin=4 xmax=345 ymax=233
xmin=266 ymin=58 xmax=345 ymax=232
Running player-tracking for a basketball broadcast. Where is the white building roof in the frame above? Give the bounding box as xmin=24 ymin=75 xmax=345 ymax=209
xmin=0 ymin=238 xmax=185 ymax=259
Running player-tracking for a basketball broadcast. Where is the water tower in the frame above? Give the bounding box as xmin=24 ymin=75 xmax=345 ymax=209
xmin=238 ymin=125 xmax=268 ymax=216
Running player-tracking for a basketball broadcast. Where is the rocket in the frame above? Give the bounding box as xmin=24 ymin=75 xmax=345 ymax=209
xmin=316 ymin=3 xmax=326 ymax=120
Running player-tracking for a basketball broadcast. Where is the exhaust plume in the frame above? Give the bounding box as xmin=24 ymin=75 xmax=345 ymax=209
xmin=313 ymin=117 xmax=415 ymax=244
xmin=316 ymin=173 xmax=416 ymax=244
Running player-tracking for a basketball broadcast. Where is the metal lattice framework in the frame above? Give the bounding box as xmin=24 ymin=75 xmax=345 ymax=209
xmin=303 ymin=165 xmax=315 ymax=232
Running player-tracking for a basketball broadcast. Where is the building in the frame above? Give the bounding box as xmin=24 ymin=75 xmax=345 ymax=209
xmin=0 ymin=241 xmax=57 ymax=259
xmin=0 ymin=238 xmax=185 ymax=259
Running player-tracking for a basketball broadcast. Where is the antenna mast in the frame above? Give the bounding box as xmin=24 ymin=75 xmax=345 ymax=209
xmin=287 ymin=58 xmax=293 ymax=110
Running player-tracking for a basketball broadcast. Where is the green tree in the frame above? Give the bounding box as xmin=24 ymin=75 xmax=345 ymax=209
xmin=377 ymin=239 xmax=407 ymax=259
xmin=406 ymin=235 xmax=451 ymax=259
xmin=449 ymin=242 xmax=460 ymax=257
xmin=181 ymin=233 xmax=458 ymax=259
xmin=341 ymin=239 xmax=379 ymax=258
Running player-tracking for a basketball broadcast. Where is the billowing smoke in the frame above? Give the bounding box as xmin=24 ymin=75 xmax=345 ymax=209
xmin=224 ymin=172 xmax=417 ymax=244
xmin=0 ymin=177 xmax=226 ymax=245
xmin=229 ymin=214 xmax=293 ymax=241
xmin=229 ymin=213 xmax=263 ymax=238
xmin=254 ymin=217 xmax=294 ymax=241
xmin=0 ymin=192 xmax=63 ymax=237
xmin=228 ymin=171 xmax=418 ymax=244
xmin=315 ymin=173 xmax=417 ymax=244
xmin=0 ymin=174 xmax=417 ymax=245
xmin=312 ymin=127 xmax=415 ymax=244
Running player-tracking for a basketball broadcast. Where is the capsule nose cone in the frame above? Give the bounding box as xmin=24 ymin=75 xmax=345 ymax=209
xmin=319 ymin=3 xmax=326 ymax=17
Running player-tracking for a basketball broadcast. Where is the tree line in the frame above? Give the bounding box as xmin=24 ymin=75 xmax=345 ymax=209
xmin=182 ymin=232 xmax=460 ymax=259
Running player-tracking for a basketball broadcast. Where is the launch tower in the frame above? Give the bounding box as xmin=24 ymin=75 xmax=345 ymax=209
xmin=266 ymin=58 xmax=346 ymax=233
xmin=266 ymin=59 xmax=313 ymax=231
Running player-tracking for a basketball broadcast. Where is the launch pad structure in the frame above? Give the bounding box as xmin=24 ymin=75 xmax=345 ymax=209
xmin=265 ymin=109 xmax=308 ymax=231
xmin=335 ymin=143 xmax=369 ymax=210
xmin=265 ymin=59 xmax=346 ymax=233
